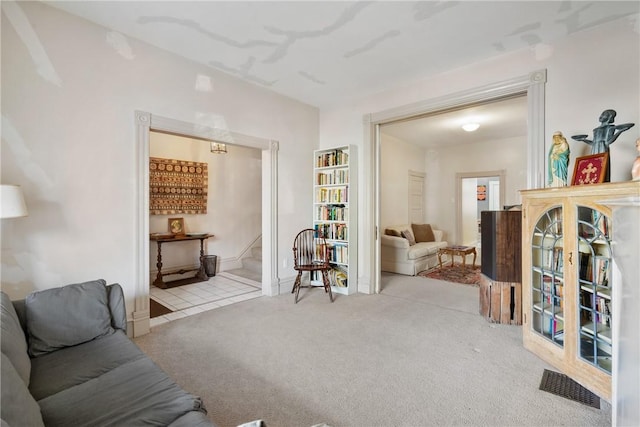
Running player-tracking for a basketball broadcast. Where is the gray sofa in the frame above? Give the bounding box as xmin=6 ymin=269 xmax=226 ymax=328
xmin=1 ymin=279 xmax=214 ymax=427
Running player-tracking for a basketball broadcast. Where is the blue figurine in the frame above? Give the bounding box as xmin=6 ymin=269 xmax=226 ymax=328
xmin=548 ymin=131 xmax=570 ymax=187
xmin=572 ymin=109 xmax=635 ymax=182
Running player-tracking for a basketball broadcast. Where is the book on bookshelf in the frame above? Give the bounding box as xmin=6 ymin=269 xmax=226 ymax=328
xmin=316 ymin=150 xmax=349 ymax=168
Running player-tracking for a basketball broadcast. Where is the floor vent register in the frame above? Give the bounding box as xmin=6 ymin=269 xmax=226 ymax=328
xmin=539 ymin=369 xmax=600 ymax=409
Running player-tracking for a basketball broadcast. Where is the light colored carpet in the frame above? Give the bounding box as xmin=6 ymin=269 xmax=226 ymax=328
xmin=134 ymin=272 xmax=611 ymax=427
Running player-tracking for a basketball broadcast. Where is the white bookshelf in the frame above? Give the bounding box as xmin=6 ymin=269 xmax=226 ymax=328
xmin=312 ymin=145 xmax=357 ymax=295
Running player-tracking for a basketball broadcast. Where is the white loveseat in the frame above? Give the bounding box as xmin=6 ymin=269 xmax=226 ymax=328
xmin=381 ymin=224 xmax=448 ymax=276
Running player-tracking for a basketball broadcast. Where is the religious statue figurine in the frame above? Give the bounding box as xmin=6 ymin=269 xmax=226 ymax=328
xmin=632 ymin=138 xmax=640 ymax=181
xmin=548 ymin=131 xmax=570 ymax=187
xmin=572 ymin=109 xmax=635 ymax=182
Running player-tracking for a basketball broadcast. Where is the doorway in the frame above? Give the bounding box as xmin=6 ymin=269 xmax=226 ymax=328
xmin=133 ymin=111 xmax=279 ymax=337
xmin=457 ymin=171 xmax=505 ymax=248
xmin=367 ymin=70 xmax=547 ymax=294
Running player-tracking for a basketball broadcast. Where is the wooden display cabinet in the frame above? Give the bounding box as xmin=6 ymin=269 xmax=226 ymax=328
xmin=521 ymin=182 xmax=639 ymax=402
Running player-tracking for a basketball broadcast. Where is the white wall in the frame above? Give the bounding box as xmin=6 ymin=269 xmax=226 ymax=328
xmin=433 ymin=135 xmax=527 ymax=242
xmin=1 ymin=3 xmax=319 ymax=312
xmin=320 ymin=17 xmax=639 ymax=285
xmin=380 ymin=133 xmax=426 ymax=227
xmin=149 ymin=132 xmax=261 ymax=273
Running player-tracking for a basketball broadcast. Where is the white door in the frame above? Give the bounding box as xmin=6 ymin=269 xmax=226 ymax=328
xmin=408 ymin=171 xmax=425 ymax=224
xmin=489 ymin=180 xmax=500 ymax=210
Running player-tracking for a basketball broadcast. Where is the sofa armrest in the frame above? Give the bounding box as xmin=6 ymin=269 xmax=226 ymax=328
xmin=107 ymin=283 xmax=127 ymax=333
xmin=433 ymin=229 xmax=444 ymax=242
xmin=381 ymin=235 xmax=410 ymax=249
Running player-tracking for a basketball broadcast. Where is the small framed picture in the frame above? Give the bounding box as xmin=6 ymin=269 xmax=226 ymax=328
xmin=571 ymin=153 xmax=608 ymax=185
xmin=168 ymin=217 xmax=185 ymax=235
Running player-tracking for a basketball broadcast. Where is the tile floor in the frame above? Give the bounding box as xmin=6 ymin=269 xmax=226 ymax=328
xmin=149 ymin=272 xmax=262 ymax=328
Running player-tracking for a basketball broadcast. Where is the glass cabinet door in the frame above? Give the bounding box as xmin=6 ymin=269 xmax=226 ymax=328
xmin=531 ymin=207 xmax=565 ymax=346
xmin=576 ymin=206 xmax=612 ymax=373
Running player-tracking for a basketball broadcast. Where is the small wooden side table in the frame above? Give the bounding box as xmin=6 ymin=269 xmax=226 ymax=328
xmin=150 ymin=233 xmax=214 ymax=289
xmin=437 ymin=245 xmax=477 ymax=269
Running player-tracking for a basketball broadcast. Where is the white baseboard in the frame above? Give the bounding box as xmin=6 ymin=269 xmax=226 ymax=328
xmin=279 ymin=275 xmax=296 ymax=294
xmin=358 ymin=275 xmax=372 ymax=294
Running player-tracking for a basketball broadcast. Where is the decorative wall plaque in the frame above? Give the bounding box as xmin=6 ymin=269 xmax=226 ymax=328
xmin=150 ymin=157 xmax=208 ymax=215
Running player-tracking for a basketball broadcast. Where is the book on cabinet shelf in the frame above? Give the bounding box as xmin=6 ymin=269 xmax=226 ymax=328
xmin=542 ymin=247 xmax=563 ymax=272
xmin=579 ymin=254 xmax=610 ymax=286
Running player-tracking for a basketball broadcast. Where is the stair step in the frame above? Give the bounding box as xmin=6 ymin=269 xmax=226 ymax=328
xmin=223 ymin=269 xmax=262 ymax=284
xmin=242 ymin=257 xmax=262 ymax=274
xmin=251 ymin=246 xmax=262 ymax=259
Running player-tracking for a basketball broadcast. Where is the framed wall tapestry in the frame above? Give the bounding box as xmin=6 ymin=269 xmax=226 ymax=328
xmin=571 ymin=153 xmax=608 ymax=185
xmin=149 ymin=157 xmax=208 ymax=215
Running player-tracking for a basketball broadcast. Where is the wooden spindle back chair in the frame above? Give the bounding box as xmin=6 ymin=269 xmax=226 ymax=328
xmin=291 ymin=229 xmax=334 ymax=303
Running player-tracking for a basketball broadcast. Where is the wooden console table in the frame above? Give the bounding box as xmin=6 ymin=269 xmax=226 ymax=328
xmin=150 ymin=233 xmax=214 ymax=289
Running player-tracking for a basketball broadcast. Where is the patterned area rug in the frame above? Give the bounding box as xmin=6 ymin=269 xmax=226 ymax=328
xmin=418 ymin=264 xmax=481 ymax=286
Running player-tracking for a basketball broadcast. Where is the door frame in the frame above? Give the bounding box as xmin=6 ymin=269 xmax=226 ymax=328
xmin=456 ymin=170 xmax=506 ymax=245
xmin=364 ymin=69 xmax=547 ymax=294
xmin=132 ymin=111 xmax=279 ymax=336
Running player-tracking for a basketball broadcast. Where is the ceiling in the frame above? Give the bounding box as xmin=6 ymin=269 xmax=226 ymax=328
xmin=380 ymin=95 xmax=528 ymax=148
xmin=43 ymin=1 xmax=638 ymax=146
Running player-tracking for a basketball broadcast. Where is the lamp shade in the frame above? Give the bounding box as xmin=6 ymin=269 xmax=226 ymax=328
xmin=0 ymin=185 xmax=28 ymax=219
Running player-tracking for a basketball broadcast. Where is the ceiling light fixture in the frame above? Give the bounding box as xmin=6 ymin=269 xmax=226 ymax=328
xmin=462 ymin=123 xmax=480 ymax=132
xmin=210 ymin=141 xmax=227 ymax=154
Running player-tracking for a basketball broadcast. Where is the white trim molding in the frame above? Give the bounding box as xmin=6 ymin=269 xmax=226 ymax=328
xmin=264 ymin=140 xmax=280 ymax=296
xmin=133 ymin=111 xmax=151 ymax=337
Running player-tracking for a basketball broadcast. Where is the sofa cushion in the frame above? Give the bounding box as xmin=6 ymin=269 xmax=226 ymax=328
xmin=25 ymin=279 xmax=115 ymax=357
xmin=37 ymin=357 xmax=207 ymax=427
xmin=412 ymin=223 xmax=435 ymax=242
xmin=29 ymin=330 xmax=146 ymax=401
xmin=384 ymin=228 xmax=401 ymax=237
xmin=1 ymin=353 xmax=45 ymax=427
xmin=0 ymin=291 xmax=31 ymax=385
xmin=407 ymin=242 xmax=446 ymax=260
xmin=401 ymin=229 xmax=416 ymax=246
